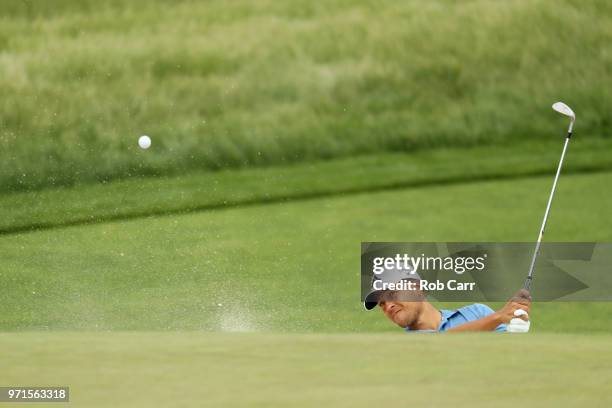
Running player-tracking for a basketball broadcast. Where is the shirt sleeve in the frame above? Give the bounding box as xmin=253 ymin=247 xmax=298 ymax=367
xmin=471 ymin=303 xmax=506 ymax=332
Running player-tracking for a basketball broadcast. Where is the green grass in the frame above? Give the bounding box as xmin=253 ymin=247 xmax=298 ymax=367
xmin=2 ymin=147 xmax=611 ymax=405
xmin=2 ymin=171 xmax=611 ymax=331
xmin=3 ymin=1 xmax=612 ymax=403
xmin=1 ymin=332 xmax=611 ymax=407
xmin=2 ymin=0 xmax=612 ymax=191
xmin=3 ymin=138 xmax=612 ymax=234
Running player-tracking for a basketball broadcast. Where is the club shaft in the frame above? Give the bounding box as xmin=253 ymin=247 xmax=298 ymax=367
xmin=524 ymin=128 xmax=573 ymax=290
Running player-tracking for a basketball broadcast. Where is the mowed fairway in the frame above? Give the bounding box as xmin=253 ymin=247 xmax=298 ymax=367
xmin=2 ymin=171 xmax=612 ymax=332
xmin=1 ymin=332 xmax=611 ymax=407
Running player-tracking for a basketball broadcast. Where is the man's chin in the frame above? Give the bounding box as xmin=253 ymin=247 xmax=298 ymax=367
xmin=392 ymin=313 xmax=413 ymax=328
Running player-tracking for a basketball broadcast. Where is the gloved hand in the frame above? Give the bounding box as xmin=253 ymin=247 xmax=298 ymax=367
xmin=507 ymin=309 xmax=530 ymax=333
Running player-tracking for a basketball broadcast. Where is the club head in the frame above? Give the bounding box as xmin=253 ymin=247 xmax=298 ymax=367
xmin=552 ymin=102 xmax=575 ymax=122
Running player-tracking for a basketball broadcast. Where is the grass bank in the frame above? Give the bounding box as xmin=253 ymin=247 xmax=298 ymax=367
xmin=2 ymin=332 xmax=611 ymax=407
xmin=2 ymin=0 xmax=612 ymax=191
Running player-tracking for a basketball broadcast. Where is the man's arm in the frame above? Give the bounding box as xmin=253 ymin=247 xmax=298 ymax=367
xmin=447 ymin=290 xmax=531 ymax=332
xmin=446 ymin=312 xmax=503 ymax=332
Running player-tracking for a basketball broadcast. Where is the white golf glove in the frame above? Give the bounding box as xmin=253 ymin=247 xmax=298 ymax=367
xmin=507 ymin=309 xmax=530 ymax=333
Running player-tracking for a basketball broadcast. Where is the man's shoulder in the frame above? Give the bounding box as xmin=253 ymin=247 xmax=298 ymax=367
xmin=457 ymin=303 xmax=495 ymax=319
xmin=434 ymin=304 xmax=506 ymax=333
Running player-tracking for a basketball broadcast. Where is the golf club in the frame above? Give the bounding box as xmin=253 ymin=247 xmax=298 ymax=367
xmin=523 ymin=102 xmax=576 ymax=291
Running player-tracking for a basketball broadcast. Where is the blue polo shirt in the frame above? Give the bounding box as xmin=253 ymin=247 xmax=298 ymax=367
xmin=406 ymin=303 xmax=507 ymax=333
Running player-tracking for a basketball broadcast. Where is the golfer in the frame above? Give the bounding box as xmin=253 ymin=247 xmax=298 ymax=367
xmin=364 ymin=270 xmax=531 ymax=332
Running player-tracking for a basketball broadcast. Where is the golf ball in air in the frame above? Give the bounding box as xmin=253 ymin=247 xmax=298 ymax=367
xmin=138 ymin=135 xmax=151 ymax=149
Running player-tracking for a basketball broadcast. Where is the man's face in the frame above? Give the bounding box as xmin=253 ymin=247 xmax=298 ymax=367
xmin=379 ymin=300 xmax=423 ymax=328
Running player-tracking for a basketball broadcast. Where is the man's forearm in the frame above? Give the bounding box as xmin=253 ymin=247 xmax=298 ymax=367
xmin=446 ymin=313 xmax=501 ymax=332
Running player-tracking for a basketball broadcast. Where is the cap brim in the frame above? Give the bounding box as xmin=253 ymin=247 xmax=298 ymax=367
xmin=363 ymin=291 xmax=380 ymax=310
